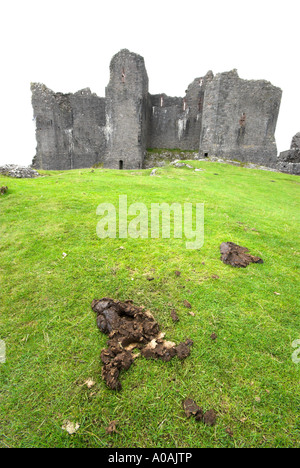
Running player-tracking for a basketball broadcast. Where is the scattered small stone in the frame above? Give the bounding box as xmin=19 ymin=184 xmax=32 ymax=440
xmin=61 ymin=420 xmax=80 ymax=435
xmin=0 ymin=164 xmax=40 ymax=178
xmin=84 ymin=378 xmax=95 ymax=389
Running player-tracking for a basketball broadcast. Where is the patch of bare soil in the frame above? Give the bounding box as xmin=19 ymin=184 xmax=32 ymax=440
xmin=92 ymin=298 xmax=193 ymax=391
xmin=220 ymin=242 xmax=263 ymax=268
xmin=183 ymin=399 xmax=217 ymax=426
xmin=170 ymin=309 xmax=179 ymax=322
xmin=0 ymin=186 xmax=8 ymax=195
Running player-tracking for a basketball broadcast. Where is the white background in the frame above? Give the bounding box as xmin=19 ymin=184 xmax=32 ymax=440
xmin=1 ymin=0 xmax=299 ymax=166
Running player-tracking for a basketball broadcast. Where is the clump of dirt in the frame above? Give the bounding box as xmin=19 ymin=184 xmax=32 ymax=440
xmin=183 ymin=398 xmax=217 ymax=426
xmin=92 ymin=298 xmax=193 ymax=391
xmin=220 ymin=242 xmax=263 ymax=268
xmin=203 ymin=409 xmax=217 ymax=426
xmin=170 ymin=309 xmax=179 ymax=322
xmin=0 ymin=186 xmax=8 ymax=195
xmin=105 ymin=420 xmax=119 ymax=434
xmin=183 ymin=398 xmax=203 ymax=420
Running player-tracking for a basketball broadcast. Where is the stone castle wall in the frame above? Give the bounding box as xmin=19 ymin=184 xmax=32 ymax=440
xmin=199 ymin=70 xmax=282 ymax=167
xmin=31 ymin=84 xmax=106 ymax=170
xmin=31 ymin=49 xmax=283 ymax=171
xmin=277 ymin=132 xmax=300 ymax=174
xmin=104 ymin=50 xmax=149 ymax=169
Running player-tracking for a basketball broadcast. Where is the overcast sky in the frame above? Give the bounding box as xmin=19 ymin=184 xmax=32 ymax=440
xmin=1 ymin=0 xmax=299 ymax=166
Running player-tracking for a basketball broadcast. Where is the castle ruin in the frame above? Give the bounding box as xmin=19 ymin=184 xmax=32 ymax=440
xmin=31 ymin=49 xmax=283 ymax=171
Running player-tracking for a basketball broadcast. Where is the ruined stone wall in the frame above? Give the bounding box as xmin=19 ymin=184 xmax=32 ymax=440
xmin=199 ymin=70 xmax=282 ymax=167
xmin=104 ymin=49 xmax=149 ymax=169
xmin=31 ymin=84 xmax=106 ymax=170
xmin=148 ymin=71 xmax=214 ymax=151
xmin=31 ymin=83 xmax=73 ymax=170
xmin=69 ymin=90 xmax=106 ymax=169
xmin=277 ymin=132 xmax=300 ymax=174
xmin=148 ymin=94 xmax=183 ymax=149
xmin=31 ymin=50 xmax=282 ymax=172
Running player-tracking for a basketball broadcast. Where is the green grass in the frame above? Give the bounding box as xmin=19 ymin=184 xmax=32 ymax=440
xmin=0 ymin=161 xmax=299 ymax=448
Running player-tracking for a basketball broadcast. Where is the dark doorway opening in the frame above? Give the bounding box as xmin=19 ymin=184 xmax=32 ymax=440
xmin=204 ymin=153 xmax=208 ymax=158
xmin=119 ymin=160 xmax=124 ymax=170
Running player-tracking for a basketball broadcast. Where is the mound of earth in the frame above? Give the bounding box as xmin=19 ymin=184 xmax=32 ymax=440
xmin=91 ymin=297 xmax=193 ymax=391
xmin=220 ymin=242 xmax=263 ymax=268
xmin=182 ymin=398 xmax=217 ymax=426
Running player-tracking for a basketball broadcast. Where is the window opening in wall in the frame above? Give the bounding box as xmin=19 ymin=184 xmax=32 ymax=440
xmin=239 ymin=112 xmax=246 ymax=127
xmin=198 ymin=97 xmax=203 ymax=112
xmin=119 ymin=160 xmax=124 ymax=170
xmin=121 ymin=68 xmax=126 ymax=83
xmin=199 ymin=79 xmax=203 ymax=86
xmin=160 ymin=95 xmax=164 ymax=107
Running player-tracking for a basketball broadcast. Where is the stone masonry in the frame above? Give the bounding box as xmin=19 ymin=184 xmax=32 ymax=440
xmin=199 ymin=70 xmax=282 ymax=167
xmin=31 ymin=49 xmax=283 ymax=171
xmin=277 ymin=132 xmax=300 ymax=175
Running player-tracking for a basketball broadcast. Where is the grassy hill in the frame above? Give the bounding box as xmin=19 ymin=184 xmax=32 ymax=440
xmin=0 ymin=160 xmax=299 ymax=448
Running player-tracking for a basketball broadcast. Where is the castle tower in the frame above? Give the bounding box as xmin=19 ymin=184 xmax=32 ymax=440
xmin=199 ymin=70 xmax=282 ymax=166
xmin=104 ymin=49 xmax=149 ymax=169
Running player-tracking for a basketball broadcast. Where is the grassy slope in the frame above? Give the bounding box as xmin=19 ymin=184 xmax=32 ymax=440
xmin=0 ymin=161 xmax=299 ymax=448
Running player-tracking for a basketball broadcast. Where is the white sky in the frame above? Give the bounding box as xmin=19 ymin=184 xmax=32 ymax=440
xmin=1 ymin=0 xmax=299 ymax=166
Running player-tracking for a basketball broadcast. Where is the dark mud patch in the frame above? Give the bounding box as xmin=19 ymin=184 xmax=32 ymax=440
xmin=183 ymin=299 xmax=192 ymax=309
xmin=183 ymin=399 xmax=217 ymax=425
xmin=170 ymin=309 xmax=179 ymax=322
xmin=0 ymin=186 xmax=8 ymax=195
xmin=92 ymin=298 xmax=193 ymax=391
xmin=220 ymin=242 xmax=263 ymax=268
